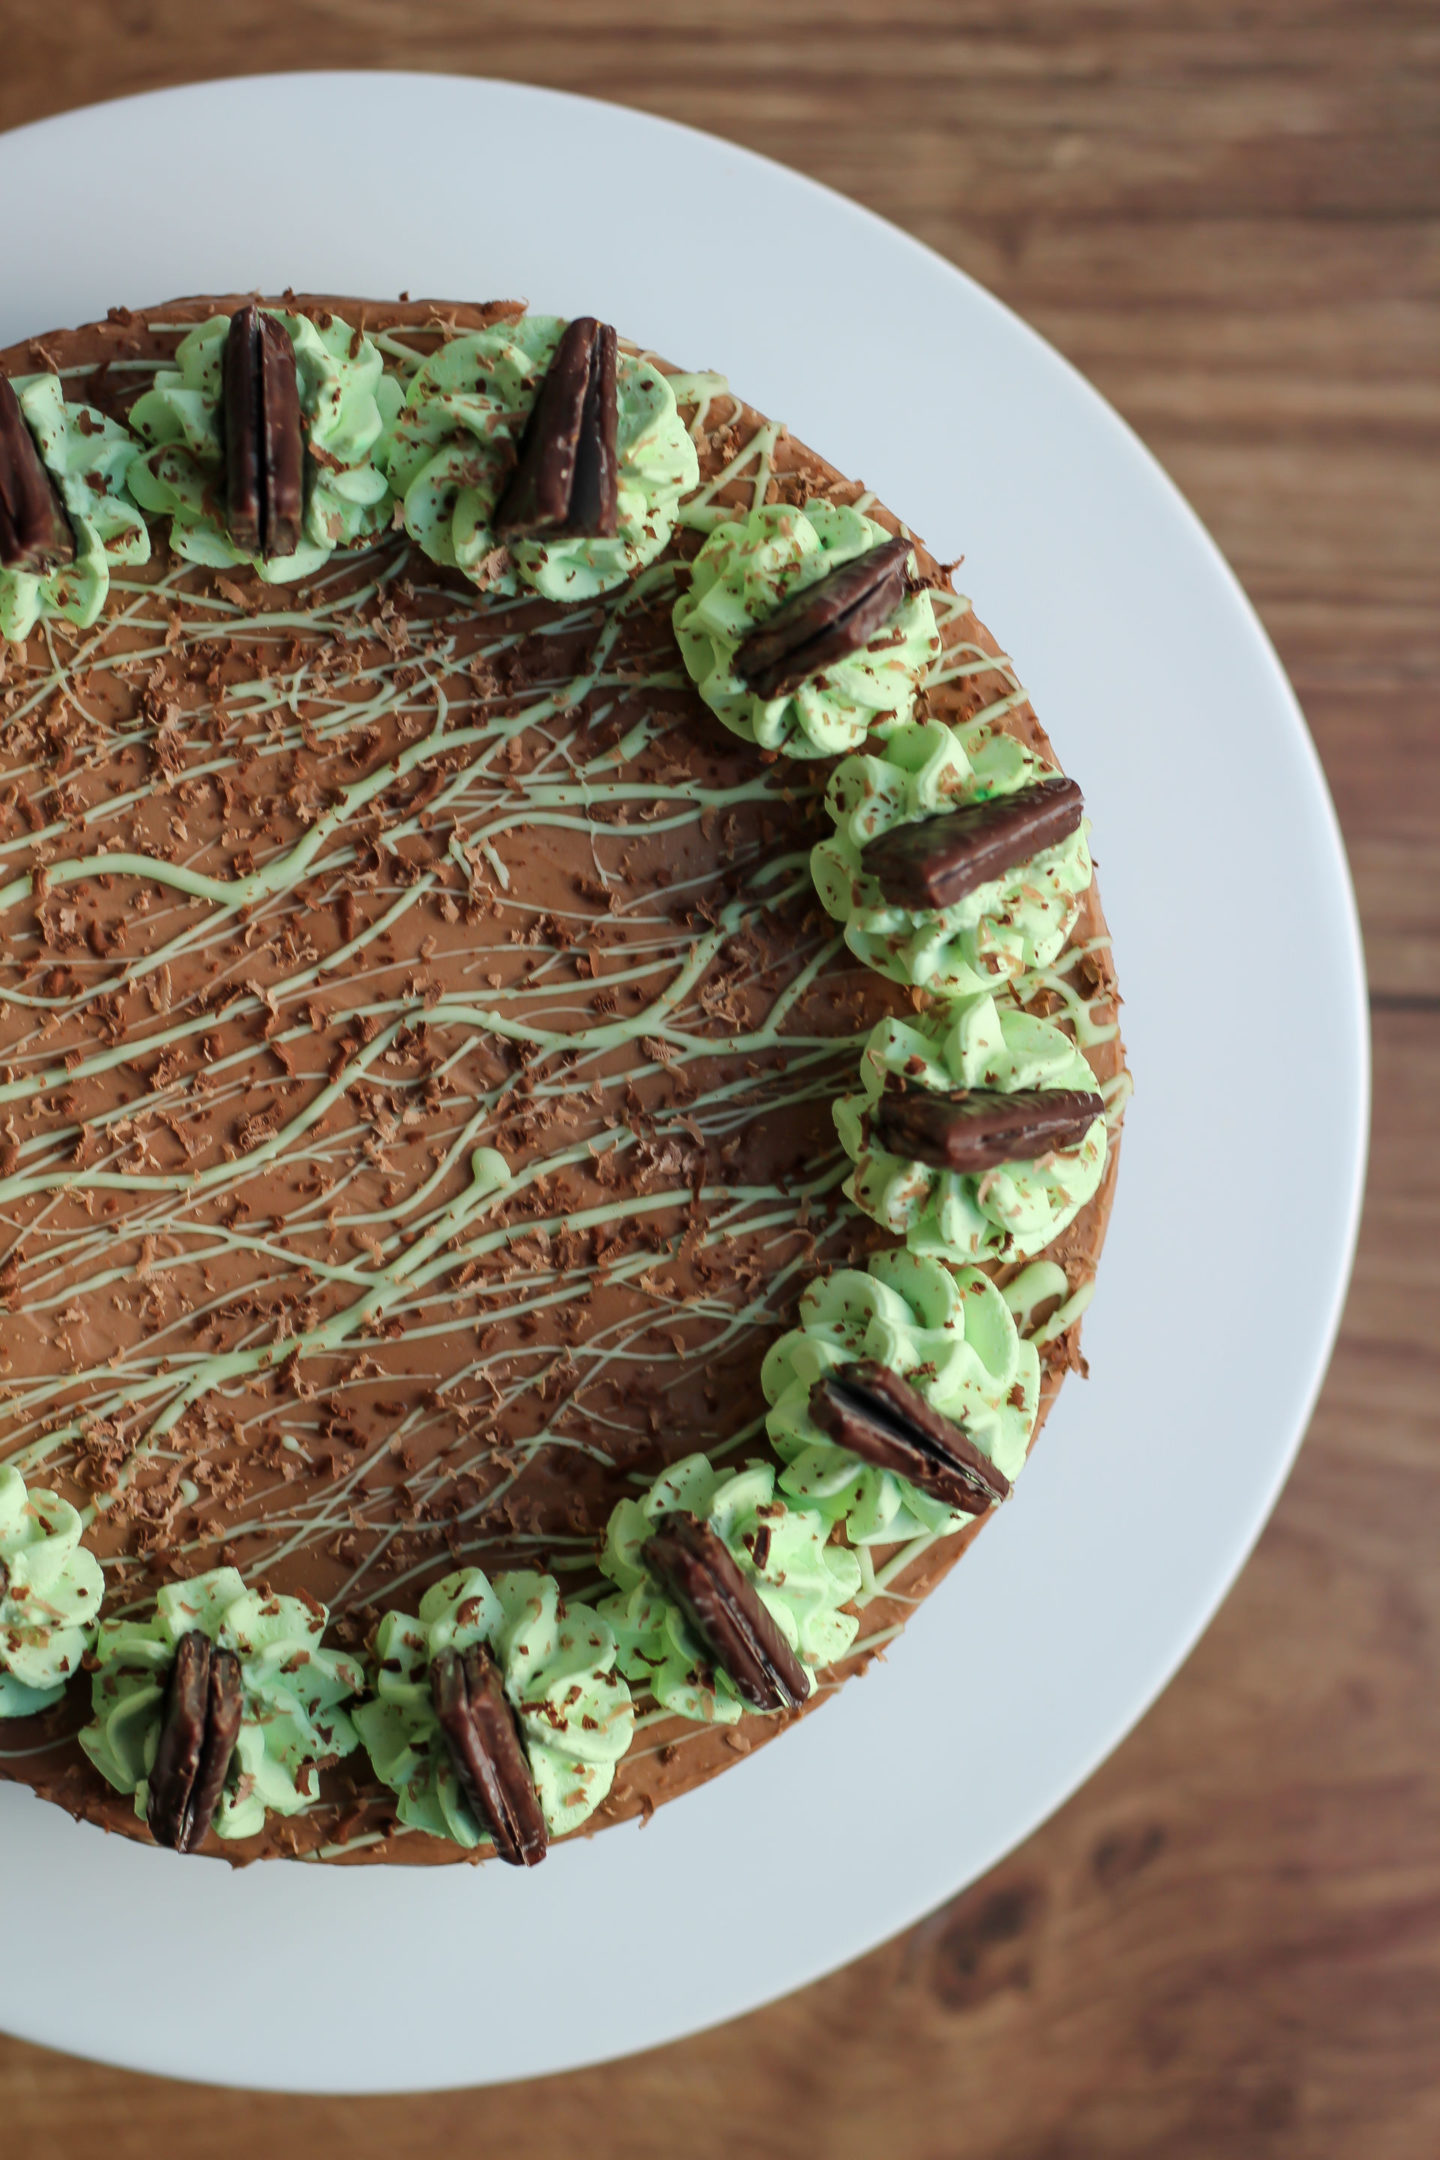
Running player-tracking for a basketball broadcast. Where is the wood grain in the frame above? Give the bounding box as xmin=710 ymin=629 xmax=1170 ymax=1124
xmin=0 ymin=3 xmax=1436 ymax=2152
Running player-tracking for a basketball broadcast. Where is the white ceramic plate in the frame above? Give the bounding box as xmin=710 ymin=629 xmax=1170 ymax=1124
xmin=0 ymin=73 xmax=1367 ymax=2093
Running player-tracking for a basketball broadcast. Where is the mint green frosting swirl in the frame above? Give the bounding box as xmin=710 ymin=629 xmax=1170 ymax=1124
xmin=79 ymin=1567 xmax=363 ymax=1841
xmin=0 ymin=375 xmax=151 ymax=642
xmin=834 ymin=990 xmax=1108 ymax=1261
xmin=762 ymin=1249 xmax=1040 ymax=1544
xmin=0 ymin=1464 xmax=105 ymax=1716
xmin=127 ymin=311 xmax=400 ymax=584
xmin=597 ymin=1454 xmax=861 ymax=1724
xmin=672 ymin=501 xmax=940 ymax=758
xmin=810 ymin=717 xmax=1093 ymax=996
xmin=384 ymin=316 xmax=699 ymax=601
xmin=352 ymin=1568 xmax=633 ymax=1849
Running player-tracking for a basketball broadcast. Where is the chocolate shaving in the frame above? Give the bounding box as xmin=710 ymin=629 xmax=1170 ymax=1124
xmin=733 ymin=535 xmax=911 ymax=702
xmin=145 ymin=1630 xmax=244 ymax=1853
xmin=874 ymin=1080 xmax=1106 ymax=1173
xmin=493 ymin=317 xmax=619 ymax=542
xmin=809 ymin=1359 xmax=1012 ymax=1514
xmin=222 ymin=306 xmax=305 ymax=561
xmin=865 ymin=775 xmax=1085 ymax=911
xmin=431 ymin=1643 xmax=548 ymax=1867
xmin=641 ymin=1511 xmax=809 ymax=1713
xmin=0 ymin=374 xmax=75 ymax=574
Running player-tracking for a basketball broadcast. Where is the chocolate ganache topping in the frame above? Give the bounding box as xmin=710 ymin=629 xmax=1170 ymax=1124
xmin=0 ymin=297 xmax=1127 ymax=1864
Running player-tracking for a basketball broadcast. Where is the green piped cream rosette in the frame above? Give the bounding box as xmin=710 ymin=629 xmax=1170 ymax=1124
xmin=384 ymin=314 xmax=699 ymax=601
xmin=0 ymin=1464 xmax=104 ymax=1716
xmin=79 ymin=1566 xmax=363 ymax=1841
xmin=596 ymin=1454 xmax=861 ymax=1725
xmin=810 ymin=717 xmax=1093 ymax=997
xmin=353 ymin=1568 xmax=633 ymax=1849
xmin=0 ymin=374 xmax=150 ymax=642
xmin=672 ymin=500 xmax=941 ymax=758
xmin=834 ymin=991 xmax=1108 ymax=1262
xmin=763 ymin=1249 xmax=1039 ymax=1546
xmin=126 ymin=309 xmax=400 ymax=582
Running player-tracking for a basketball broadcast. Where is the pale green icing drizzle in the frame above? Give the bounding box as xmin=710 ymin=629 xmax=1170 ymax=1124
xmin=79 ymin=1566 xmax=363 ymax=1839
xmin=761 ymin=1250 xmax=1040 ymax=1544
xmin=0 ymin=1462 xmax=104 ymax=1715
xmin=0 ymin=374 xmax=151 ymax=642
xmin=596 ymin=1453 xmax=861 ymax=1722
xmin=833 ymin=990 xmax=1108 ymax=1261
xmin=352 ymin=1567 xmax=633 ymax=1846
xmin=383 ymin=316 xmax=699 ymax=600
xmin=810 ymin=717 xmax=1093 ymax=996
xmin=126 ymin=311 xmax=400 ymax=582
xmin=671 ymin=501 xmax=940 ymax=757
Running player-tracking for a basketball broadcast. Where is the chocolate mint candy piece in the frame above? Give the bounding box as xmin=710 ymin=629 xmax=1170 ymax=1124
xmin=0 ymin=374 xmax=76 ymax=574
xmin=431 ymin=1643 xmax=548 ymax=1868
xmin=146 ymin=1629 xmax=243 ymax=1852
xmin=874 ymin=1080 xmax=1106 ymax=1174
xmin=145 ymin=1630 xmax=210 ymax=1850
xmin=808 ymin=1359 xmax=1012 ymax=1515
xmin=734 ymin=534 xmax=911 ymax=703
xmin=568 ymin=321 xmax=619 ymax=539
xmin=865 ymin=774 xmax=1084 ymax=912
xmin=222 ymin=305 xmax=304 ymax=561
xmin=493 ymin=317 xmax=620 ymax=542
xmin=183 ymin=1647 xmax=244 ymax=1855
xmin=641 ymin=1511 xmax=810 ymax=1714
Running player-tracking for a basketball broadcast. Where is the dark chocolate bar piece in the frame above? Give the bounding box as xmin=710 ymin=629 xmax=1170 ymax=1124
xmin=734 ymin=534 xmax=911 ymax=702
xmin=146 ymin=1630 xmax=244 ymax=1853
xmin=0 ymin=374 xmax=76 ymax=574
xmin=222 ymin=305 xmax=305 ymax=561
xmin=431 ymin=1643 xmax=549 ymax=1867
xmin=808 ymin=1358 xmax=1012 ymax=1514
xmin=642 ymin=1511 xmax=810 ymax=1713
xmin=865 ymin=775 xmax=1084 ymax=911
xmin=493 ymin=317 xmax=619 ymax=542
xmin=874 ymin=1081 xmax=1106 ymax=1173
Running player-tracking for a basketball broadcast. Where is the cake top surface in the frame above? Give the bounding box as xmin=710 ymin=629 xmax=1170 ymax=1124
xmin=0 ymin=295 xmax=1126 ymax=1865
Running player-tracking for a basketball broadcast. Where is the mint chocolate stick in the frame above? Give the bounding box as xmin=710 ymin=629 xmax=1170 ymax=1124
xmin=431 ymin=1643 xmax=548 ymax=1867
xmin=222 ymin=306 xmax=304 ymax=561
xmin=808 ymin=1359 xmax=1011 ymax=1514
xmin=642 ymin=1511 xmax=810 ymax=1712
xmin=146 ymin=1630 xmax=244 ymax=1853
xmin=494 ymin=317 xmax=619 ymax=542
xmin=874 ymin=1081 xmax=1105 ymax=1174
xmin=0 ymin=375 xmax=75 ymax=574
xmin=866 ymin=774 xmax=1084 ymax=911
xmin=734 ymin=534 xmax=911 ymax=702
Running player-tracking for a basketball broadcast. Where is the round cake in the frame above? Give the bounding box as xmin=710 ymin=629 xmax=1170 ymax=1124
xmin=0 ymin=295 xmax=1128 ymax=1864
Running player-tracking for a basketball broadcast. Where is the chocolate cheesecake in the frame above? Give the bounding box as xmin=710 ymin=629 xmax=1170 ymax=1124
xmin=0 ymin=297 xmax=1127 ymax=1863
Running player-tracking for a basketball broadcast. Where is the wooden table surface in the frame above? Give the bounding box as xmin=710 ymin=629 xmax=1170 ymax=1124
xmin=1 ymin=5 xmax=1435 ymax=2154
